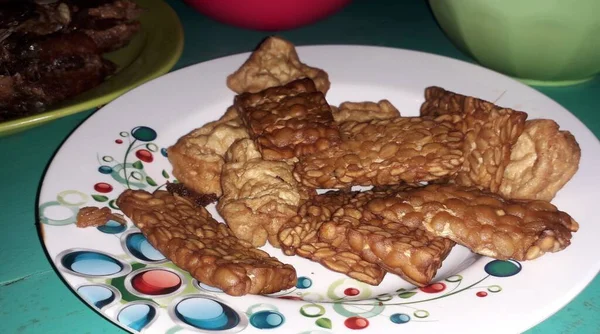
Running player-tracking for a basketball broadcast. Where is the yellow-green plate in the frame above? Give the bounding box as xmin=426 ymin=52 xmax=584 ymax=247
xmin=0 ymin=0 xmax=184 ymax=137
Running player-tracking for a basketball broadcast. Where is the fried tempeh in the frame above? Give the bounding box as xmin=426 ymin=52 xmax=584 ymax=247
xmin=167 ymin=106 xmax=249 ymax=198
xmin=293 ymin=116 xmax=464 ymax=189
xmin=420 ymin=86 xmax=527 ymax=192
xmin=117 ymin=190 xmax=297 ymax=296
xmin=499 ymin=119 xmax=581 ymax=201
xmin=234 ymin=78 xmax=340 ymax=161
xmin=217 ymin=139 xmax=312 ymax=248
xmin=332 ymin=99 xmax=400 ymax=123
xmin=279 ymin=191 xmax=387 ymax=285
xmin=227 ymin=36 xmax=330 ymax=95
xmin=365 ymin=184 xmax=578 ymax=261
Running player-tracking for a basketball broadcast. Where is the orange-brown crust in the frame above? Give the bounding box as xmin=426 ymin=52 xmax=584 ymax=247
xmin=117 ymin=190 xmax=297 ymax=296
xmin=234 ymin=78 xmax=340 ymax=161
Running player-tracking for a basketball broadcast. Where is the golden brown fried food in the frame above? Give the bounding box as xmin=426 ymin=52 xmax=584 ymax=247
xmin=234 ymin=78 xmax=340 ymax=161
xmin=117 ymin=189 xmax=297 ymax=296
xmin=278 ymin=191 xmax=387 ymax=285
xmin=76 ymin=206 xmax=126 ymax=228
xmin=499 ymin=119 xmax=581 ymax=201
xmin=294 ymin=116 xmax=464 ymax=189
xmin=167 ymin=107 xmax=249 ymax=198
xmin=365 ymin=184 xmax=578 ymax=261
xmin=217 ymin=139 xmax=312 ymax=248
xmin=421 ymin=86 xmax=527 ymax=192
xmin=227 ymin=36 xmax=330 ymax=95
xmin=332 ymin=99 xmax=400 ymax=123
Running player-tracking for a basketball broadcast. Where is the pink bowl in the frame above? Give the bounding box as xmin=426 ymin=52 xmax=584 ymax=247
xmin=183 ymin=0 xmax=352 ymax=31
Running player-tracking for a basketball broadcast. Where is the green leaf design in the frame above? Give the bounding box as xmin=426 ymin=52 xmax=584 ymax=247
xmin=398 ymin=291 xmax=417 ymax=299
xmin=92 ymin=194 xmax=109 ymax=202
xmin=132 ymin=160 xmax=143 ymax=169
xmin=146 ymin=176 xmax=157 ymax=187
xmin=315 ymin=318 xmax=332 ymax=329
xmin=162 ymin=169 xmax=169 ymax=179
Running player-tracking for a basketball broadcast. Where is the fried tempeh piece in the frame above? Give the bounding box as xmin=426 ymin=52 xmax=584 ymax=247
xmin=167 ymin=107 xmax=249 ymax=198
xmin=420 ymin=86 xmax=527 ymax=192
xmin=499 ymin=119 xmax=581 ymax=201
xmin=217 ymin=139 xmax=312 ymax=248
xmin=332 ymin=99 xmax=400 ymax=123
xmin=365 ymin=184 xmax=579 ymax=261
xmin=117 ymin=190 xmax=297 ymax=296
xmin=316 ymin=190 xmax=455 ymax=286
xmin=227 ymin=36 xmax=330 ymax=95
xmin=278 ymin=191 xmax=387 ymax=285
xmin=234 ymin=78 xmax=341 ymax=161
xmin=293 ymin=116 xmax=464 ymax=189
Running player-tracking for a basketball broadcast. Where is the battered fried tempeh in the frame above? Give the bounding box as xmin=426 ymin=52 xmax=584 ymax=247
xmin=293 ymin=116 xmax=464 ymax=189
xmin=365 ymin=184 xmax=578 ymax=261
xmin=117 ymin=190 xmax=297 ymax=296
xmin=234 ymin=78 xmax=341 ymax=161
xmin=218 ymin=139 xmax=312 ymax=248
xmin=420 ymin=86 xmax=527 ymax=192
xmin=167 ymin=107 xmax=249 ymax=198
xmin=332 ymin=100 xmax=400 ymax=123
xmin=499 ymin=119 xmax=581 ymax=201
xmin=227 ymin=36 xmax=330 ymax=95
xmin=278 ymin=191 xmax=387 ymax=285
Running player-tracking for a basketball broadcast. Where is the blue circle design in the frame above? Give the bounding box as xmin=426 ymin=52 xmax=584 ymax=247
xmin=161 ymin=148 xmax=168 ymax=157
xmin=484 ymin=260 xmax=522 ymax=277
xmin=131 ymin=126 xmax=157 ymax=142
xmin=390 ymin=313 xmax=411 ymax=324
xmin=249 ymin=311 xmax=284 ymax=329
xmin=175 ymin=297 xmax=240 ymax=330
xmin=97 ymin=220 xmax=127 ymax=234
xmin=78 ymin=285 xmax=116 ymax=309
xmin=118 ymin=303 xmax=156 ymax=331
xmin=125 ymin=233 xmax=165 ymax=262
xmin=296 ymin=276 xmax=312 ymax=289
xmin=61 ymin=251 xmax=123 ymax=276
xmin=98 ymin=166 xmax=113 ymax=174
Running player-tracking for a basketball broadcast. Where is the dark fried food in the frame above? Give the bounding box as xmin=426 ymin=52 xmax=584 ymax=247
xmin=278 ymin=191 xmax=387 ymax=285
xmin=227 ymin=36 xmax=330 ymax=95
xmin=365 ymin=184 xmax=578 ymax=261
xmin=217 ymin=139 xmax=312 ymax=247
xmin=420 ymin=86 xmax=527 ymax=192
xmin=499 ymin=119 xmax=581 ymax=201
xmin=117 ymin=189 xmax=297 ymax=296
xmin=234 ymin=78 xmax=341 ymax=161
xmin=332 ymin=99 xmax=400 ymax=123
xmin=293 ymin=116 xmax=464 ymax=189
xmin=167 ymin=106 xmax=249 ymax=198
xmin=166 ymin=182 xmax=218 ymax=207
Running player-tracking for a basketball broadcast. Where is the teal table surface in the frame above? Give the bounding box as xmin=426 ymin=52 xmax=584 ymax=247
xmin=1 ymin=1 xmax=599 ymax=333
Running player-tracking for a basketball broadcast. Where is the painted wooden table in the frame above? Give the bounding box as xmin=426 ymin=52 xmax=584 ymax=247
xmin=1 ymin=0 xmax=598 ymax=333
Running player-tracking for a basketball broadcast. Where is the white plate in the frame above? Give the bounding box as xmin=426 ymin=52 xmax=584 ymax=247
xmin=39 ymin=45 xmax=600 ymax=334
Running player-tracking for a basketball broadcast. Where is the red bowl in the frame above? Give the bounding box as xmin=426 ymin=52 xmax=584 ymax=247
xmin=183 ymin=0 xmax=351 ymax=31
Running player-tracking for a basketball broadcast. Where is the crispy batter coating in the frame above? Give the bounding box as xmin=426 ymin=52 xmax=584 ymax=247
xmin=332 ymin=99 xmax=400 ymax=123
xmin=294 ymin=116 xmax=464 ymax=189
xmin=117 ymin=190 xmax=297 ymax=296
xmin=76 ymin=206 xmax=126 ymax=228
xmin=217 ymin=139 xmax=312 ymax=248
xmin=499 ymin=119 xmax=581 ymax=201
xmin=227 ymin=36 xmax=330 ymax=95
xmin=167 ymin=107 xmax=249 ymax=197
xmin=420 ymin=87 xmax=527 ymax=192
xmin=278 ymin=191 xmax=387 ymax=285
xmin=234 ymin=78 xmax=340 ymax=161
xmin=365 ymin=184 xmax=578 ymax=261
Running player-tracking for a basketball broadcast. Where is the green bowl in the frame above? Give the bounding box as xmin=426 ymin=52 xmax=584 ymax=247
xmin=429 ymin=0 xmax=600 ymax=86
